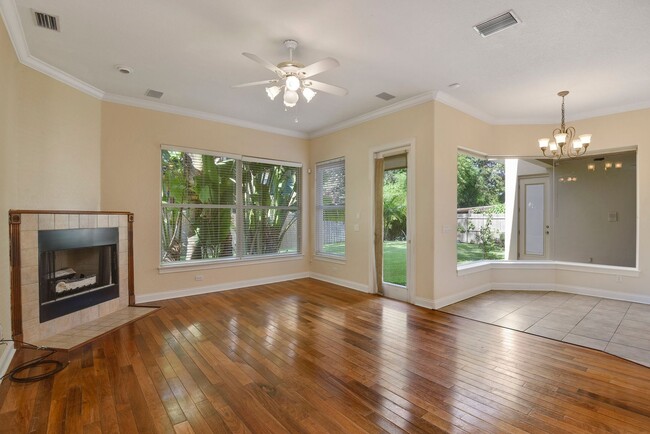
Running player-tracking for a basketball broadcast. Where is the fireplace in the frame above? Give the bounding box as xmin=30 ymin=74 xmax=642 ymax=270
xmin=38 ymin=228 xmax=119 ymax=322
xmin=9 ymin=211 xmax=134 ymax=344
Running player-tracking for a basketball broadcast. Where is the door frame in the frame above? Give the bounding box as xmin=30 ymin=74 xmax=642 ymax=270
xmin=518 ymin=175 xmax=551 ymax=260
xmin=368 ymin=139 xmax=416 ymax=303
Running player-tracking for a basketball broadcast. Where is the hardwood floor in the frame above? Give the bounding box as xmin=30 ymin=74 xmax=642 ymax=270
xmin=2 ymin=278 xmax=650 ymax=433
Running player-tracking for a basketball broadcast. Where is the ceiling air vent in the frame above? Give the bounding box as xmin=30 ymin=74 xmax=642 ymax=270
xmin=33 ymin=10 xmax=60 ymax=31
xmin=474 ymin=10 xmax=519 ymax=37
xmin=376 ymin=92 xmax=396 ymax=101
xmin=145 ymin=89 xmax=164 ymax=99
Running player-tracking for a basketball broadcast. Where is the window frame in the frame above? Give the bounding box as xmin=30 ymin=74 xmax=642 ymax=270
xmin=160 ymin=145 xmax=302 ymax=268
xmin=314 ymin=157 xmax=346 ymax=260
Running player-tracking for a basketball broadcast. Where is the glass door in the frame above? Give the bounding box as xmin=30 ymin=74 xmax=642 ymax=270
xmin=374 ymin=152 xmax=409 ymax=301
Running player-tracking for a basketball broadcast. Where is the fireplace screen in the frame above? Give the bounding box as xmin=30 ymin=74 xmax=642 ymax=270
xmin=38 ymin=228 xmax=119 ymax=322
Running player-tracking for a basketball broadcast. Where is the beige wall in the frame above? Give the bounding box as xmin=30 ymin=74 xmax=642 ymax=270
xmin=99 ymin=103 xmax=310 ymax=297
xmin=309 ymin=102 xmax=435 ymax=301
xmin=490 ymin=111 xmax=650 ymax=299
xmin=0 ymin=19 xmax=101 ymax=360
xmin=2 ymin=11 xmax=650 ymax=364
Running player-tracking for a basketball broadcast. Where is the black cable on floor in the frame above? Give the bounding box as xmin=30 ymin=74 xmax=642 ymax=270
xmin=0 ymin=339 xmax=69 ymax=383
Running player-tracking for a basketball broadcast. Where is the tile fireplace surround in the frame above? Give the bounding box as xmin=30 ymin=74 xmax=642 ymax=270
xmin=9 ymin=210 xmax=135 ymax=345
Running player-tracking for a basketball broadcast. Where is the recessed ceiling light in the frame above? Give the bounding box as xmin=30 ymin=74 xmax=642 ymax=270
xmin=448 ymin=83 xmax=461 ymax=89
xmin=115 ymin=65 xmax=133 ymax=75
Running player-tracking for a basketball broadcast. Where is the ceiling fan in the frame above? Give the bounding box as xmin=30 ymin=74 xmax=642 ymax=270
xmin=232 ymin=39 xmax=348 ymax=108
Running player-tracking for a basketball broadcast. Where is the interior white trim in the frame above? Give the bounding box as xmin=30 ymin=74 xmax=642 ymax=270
xmin=458 ymin=260 xmax=640 ymax=277
xmin=0 ymin=0 xmax=104 ymax=99
xmin=310 ymin=92 xmax=436 ymax=138
xmin=440 ymin=282 xmax=650 ymax=309
xmin=4 ymin=0 xmax=650 ymax=140
xmin=0 ymin=344 xmax=16 ymax=382
xmin=135 ymin=272 xmax=310 ymax=303
xmin=413 ymin=296 xmax=434 ymax=309
xmin=434 ymin=91 xmax=496 ymax=124
xmin=103 ymin=93 xmax=308 ymax=139
xmin=433 ymin=284 xmax=492 ymax=309
xmin=309 ymin=272 xmax=370 ymax=293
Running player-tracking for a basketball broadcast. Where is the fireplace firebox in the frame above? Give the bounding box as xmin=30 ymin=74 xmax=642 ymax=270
xmin=38 ymin=228 xmax=119 ymax=322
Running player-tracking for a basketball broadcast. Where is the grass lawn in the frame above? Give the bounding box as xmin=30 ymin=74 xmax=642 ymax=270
xmin=323 ymin=241 xmax=504 ymax=285
xmin=457 ymin=242 xmax=505 ymax=263
xmin=323 ymin=240 xmax=407 ymax=286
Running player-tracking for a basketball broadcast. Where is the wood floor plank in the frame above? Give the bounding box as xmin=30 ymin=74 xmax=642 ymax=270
xmin=2 ymin=278 xmax=650 ymax=433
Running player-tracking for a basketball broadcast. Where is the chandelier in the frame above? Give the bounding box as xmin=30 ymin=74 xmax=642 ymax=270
xmin=538 ymin=91 xmax=592 ymax=159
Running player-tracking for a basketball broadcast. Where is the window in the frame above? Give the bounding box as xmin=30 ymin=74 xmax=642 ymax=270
xmin=456 ymin=152 xmax=505 ymax=264
xmin=161 ymin=147 xmax=301 ymax=265
xmin=315 ymin=158 xmax=345 ymax=257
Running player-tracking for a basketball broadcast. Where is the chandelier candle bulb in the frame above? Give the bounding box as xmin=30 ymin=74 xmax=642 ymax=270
xmin=549 ymin=141 xmax=558 ymax=152
xmin=555 ymin=133 xmax=568 ymax=145
xmin=579 ymin=134 xmax=592 ymax=145
xmin=572 ymin=139 xmax=583 ymax=150
xmin=539 ymin=138 xmax=550 ymax=149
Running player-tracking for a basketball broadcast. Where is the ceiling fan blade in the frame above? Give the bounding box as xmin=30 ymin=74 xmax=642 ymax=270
xmin=298 ymin=57 xmax=340 ymax=78
xmin=231 ymin=79 xmax=279 ymax=88
xmin=242 ymin=52 xmax=284 ymax=76
xmin=305 ymin=80 xmax=348 ymax=96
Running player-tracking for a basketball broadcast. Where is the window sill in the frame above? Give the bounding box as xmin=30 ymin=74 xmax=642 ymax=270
xmin=313 ymin=254 xmax=347 ymax=264
xmin=159 ymin=254 xmax=304 ymax=274
xmin=457 ymin=260 xmax=640 ymax=277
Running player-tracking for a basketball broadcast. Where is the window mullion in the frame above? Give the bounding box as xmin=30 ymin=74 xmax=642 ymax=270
xmin=236 ymin=159 xmax=243 ymax=259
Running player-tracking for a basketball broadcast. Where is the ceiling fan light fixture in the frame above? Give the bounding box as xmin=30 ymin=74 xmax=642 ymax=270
xmin=302 ymin=87 xmax=316 ymax=102
xmin=285 ymin=75 xmax=301 ymax=92
xmin=266 ymin=86 xmax=281 ymax=100
xmin=283 ymin=89 xmax=299 ymax=107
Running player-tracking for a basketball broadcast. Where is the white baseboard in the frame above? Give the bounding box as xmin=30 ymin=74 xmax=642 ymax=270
xmin=491 ymin=282 xmax=650 ymax=305
xmin=135 ymin=272 xmax=311 ymax=303
xmin=413 ymin=296 xmax=435 ymax=309
xmin=0 ymin=343 xmax=16 ymax=383
xmin=308 ymin=273 xmax=371 ymax=293
xmin=553 ymin=284 xmax=650 ymax=305
xmin=490 ymin=283 xmax=555 ymax=291
xmin=433 ymin=284 xmax=492 ymax=309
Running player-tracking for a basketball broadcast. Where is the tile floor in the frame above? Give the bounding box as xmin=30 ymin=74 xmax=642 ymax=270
xmin=34 ymin=306 xmax=158 ymax=350
xmin=440 ymin=290 xmax=650 ymax=367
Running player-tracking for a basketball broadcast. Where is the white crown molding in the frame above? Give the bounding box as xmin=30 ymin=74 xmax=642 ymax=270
xmin=308 ymin=91 xmax=437 ymax=138
xmin=5 ymin=0 xmax=650 ymax=140
xmin=102 ymin=93 xmax=308 ymax=139
xmin=135 ymin=272 xmax=310 ymax=303
xmin=433 ymin=91 xmax=497 ymax=124
xmin=0 ymin=0 xmax=105 ymax=99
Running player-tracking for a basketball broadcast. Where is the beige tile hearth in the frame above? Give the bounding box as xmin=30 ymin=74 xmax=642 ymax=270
xmin=34 ymin=306 xmax=158 ymax=350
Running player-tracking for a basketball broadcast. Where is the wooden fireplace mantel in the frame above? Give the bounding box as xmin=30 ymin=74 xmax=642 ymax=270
xmin=8 ymin=210 xmax=135 ymax=344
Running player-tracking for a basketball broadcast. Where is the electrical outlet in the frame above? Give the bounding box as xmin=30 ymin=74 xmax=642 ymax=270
xmin=195 ymin=275 xmax=204 ymax=281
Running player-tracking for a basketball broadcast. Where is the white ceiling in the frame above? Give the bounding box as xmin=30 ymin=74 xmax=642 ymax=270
xmin=5 ymin=0 xmax=650 ymax=136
